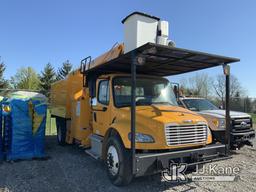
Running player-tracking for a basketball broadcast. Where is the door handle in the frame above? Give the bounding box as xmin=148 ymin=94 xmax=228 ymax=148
xmin=92 ymin=106 xmax=107 ymax=112
xmin=94 ymin=112 xmax=97 ymax=122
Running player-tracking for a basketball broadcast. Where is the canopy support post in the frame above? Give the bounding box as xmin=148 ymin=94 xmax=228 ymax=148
xmin=224 ymin=64 xmax=231 ymax=155
xmin=131 ymin=51 xmax=137 ymax=175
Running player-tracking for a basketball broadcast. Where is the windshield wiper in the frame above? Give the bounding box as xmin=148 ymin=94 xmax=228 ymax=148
xmin=153 ymin=102 xmax=174 ymax=105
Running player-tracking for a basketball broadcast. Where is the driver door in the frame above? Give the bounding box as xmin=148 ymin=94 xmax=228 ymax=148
xmin=92 ymin=79 xmax=111 ymax=135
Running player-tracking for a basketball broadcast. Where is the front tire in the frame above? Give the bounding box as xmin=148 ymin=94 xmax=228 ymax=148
xmin=105 ymin=136 xmax=133 ymax=186
xmin=56 ymin=117 xmax=66 ymax=145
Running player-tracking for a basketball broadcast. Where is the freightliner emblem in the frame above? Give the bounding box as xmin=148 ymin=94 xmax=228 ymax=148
xmin=183 ymin=120 xmax=193 ymax=123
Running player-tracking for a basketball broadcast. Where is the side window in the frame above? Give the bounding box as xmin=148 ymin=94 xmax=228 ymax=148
xmin=98 ymin=80 xmax=109 ymax=105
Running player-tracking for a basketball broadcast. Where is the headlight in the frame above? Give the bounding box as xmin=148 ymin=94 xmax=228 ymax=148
xmin=128 ymin=132 xmax=155 ymax=143
xmin=212 ymin=118 xmax=225 ymax=130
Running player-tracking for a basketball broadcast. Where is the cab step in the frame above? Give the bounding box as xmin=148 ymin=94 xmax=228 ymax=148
xmin=85 ymin=134 xmax=103 ymax=160
xmin=85 ymin=149 xmax=100 ymax=159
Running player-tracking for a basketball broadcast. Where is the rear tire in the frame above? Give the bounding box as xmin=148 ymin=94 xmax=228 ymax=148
xmin=105 ymin=136 xmax=133 ymax=186
xmin=56 ymin=117 xmax=66 ymax=145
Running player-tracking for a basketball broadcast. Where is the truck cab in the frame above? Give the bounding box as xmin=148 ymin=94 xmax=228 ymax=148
xmin=178 ymin=97 xmax=255 ymax=149
xmin=92 ymin=74 xmax=212 ymax=150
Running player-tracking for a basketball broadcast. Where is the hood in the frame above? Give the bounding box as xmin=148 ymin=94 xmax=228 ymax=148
xmin=119 ymin=105 xmax=207 ymax=125
xmin=199 ymin=110 xmax=251 ymax=119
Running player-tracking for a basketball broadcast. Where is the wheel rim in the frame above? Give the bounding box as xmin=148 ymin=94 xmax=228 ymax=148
xmin=57 ymin=126 xmax=62 ymax=142
xmin=107 ymin=145 xmax=120 ymax=176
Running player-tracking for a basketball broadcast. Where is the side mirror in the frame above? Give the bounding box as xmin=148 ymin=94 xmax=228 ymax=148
xmin=91 ymin=97 xmax=97 ymax=107
xmin=219 ymin=106 xmax=223 ymax=109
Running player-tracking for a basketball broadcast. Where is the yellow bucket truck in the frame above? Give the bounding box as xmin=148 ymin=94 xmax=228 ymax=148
xmin=50 ymin=12 xmax=239 ymax=185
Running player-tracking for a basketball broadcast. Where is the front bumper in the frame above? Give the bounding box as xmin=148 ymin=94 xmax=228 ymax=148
xmin=231 ymin=129 xmax=255 ymax=148
xmin=212 ymin=129 xmax=255 ymax=149
xmin=134 ymin=144 xmax=227 ymax=177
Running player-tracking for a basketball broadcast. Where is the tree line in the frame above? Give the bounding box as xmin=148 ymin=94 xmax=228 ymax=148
xmin=179 ymin=73 xmax=255 ymax=113
xmin=1 ymin=57 xmax=255 ymax=113
xmin=0 ymin=57 xmax=73 ymax=97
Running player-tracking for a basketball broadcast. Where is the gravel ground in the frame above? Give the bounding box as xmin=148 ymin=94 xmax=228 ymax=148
xmin=0 ymin=136 xmax=256 ymax=192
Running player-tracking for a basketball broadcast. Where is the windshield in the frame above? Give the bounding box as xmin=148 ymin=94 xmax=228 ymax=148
xmin=182 ymin=99 xmax=219 ymax=111
xmin=113 ymin=77 xmax=178 ymax=107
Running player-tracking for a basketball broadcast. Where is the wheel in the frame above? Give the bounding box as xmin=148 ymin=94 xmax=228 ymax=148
xmin=105 ymin=136 xmax=133 ymax=186
xmin=56 ymin=117 xmax=66 ymax=145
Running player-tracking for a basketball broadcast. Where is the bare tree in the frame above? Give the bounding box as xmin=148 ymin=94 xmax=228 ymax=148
xmin=179 ymin=73 xmax=212 ymax=98
xmin=190 ymin=73 xmax=212 ymax=98
xmin=0 ymin=57 xmax=9 ymax=88
xmin=179 ymin=78 xmax=192 ymax=96
xmin=212 ymin=74 xmax=243 ymax=106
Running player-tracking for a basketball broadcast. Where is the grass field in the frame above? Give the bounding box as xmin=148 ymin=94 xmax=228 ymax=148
xmin=45 ymin=110 xmax=57 ymax=135
xmin=249 ymin=113 xmax=256 ymax=128
xmin=250 ymin=113 xmax=256 ymax=122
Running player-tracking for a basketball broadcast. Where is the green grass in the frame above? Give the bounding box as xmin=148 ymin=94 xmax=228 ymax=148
xmin=250 ymin=113 xmax=256 ymax=122
xmin=45 ymin=110 xmax=57 ymax=135
xmin=249 ymin=113 xmax=256 ymax=129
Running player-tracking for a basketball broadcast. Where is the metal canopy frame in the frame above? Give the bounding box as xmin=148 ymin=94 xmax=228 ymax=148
xmin=84 ymin=43 xmax=240 ymax=175
xmin=85 ymin=43 xmax=239 ymax=77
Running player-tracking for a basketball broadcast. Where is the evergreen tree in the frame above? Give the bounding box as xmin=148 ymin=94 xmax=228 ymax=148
xmin=39 ymin=63 xmax=56 ymax=97
xmin=56 ymin=60 xmax=72 ymax=80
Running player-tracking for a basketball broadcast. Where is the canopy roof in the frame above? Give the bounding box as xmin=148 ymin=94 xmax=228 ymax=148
xmin=85 ymin=43 xmax=240 ymax=76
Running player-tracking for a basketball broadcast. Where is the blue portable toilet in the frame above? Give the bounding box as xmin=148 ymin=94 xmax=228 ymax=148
xmin=3 ymin=91 xmax=47 ymax=161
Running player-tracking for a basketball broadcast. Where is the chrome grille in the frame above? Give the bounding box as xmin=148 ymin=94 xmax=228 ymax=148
xmin=232 ymin=118 xmax=252 ymax=132
xmin=165 ymin=124 xmax=208 ymax=146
